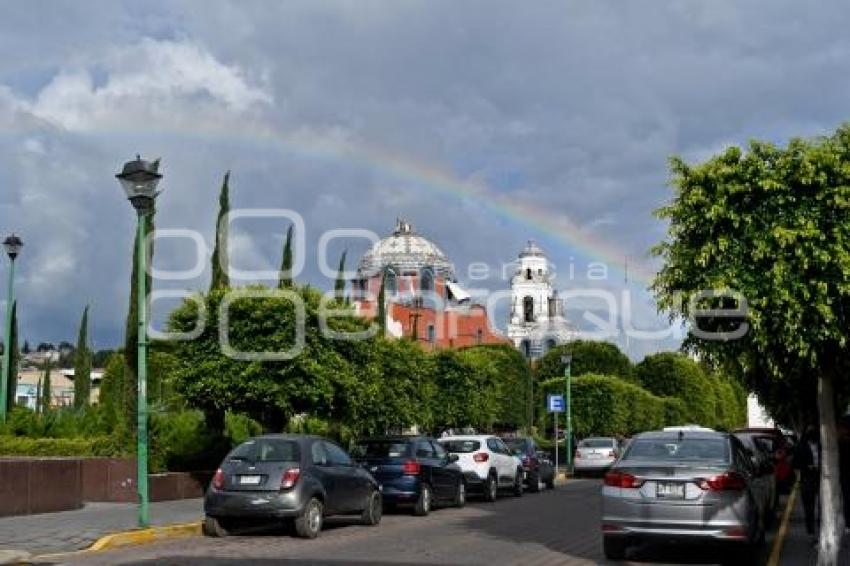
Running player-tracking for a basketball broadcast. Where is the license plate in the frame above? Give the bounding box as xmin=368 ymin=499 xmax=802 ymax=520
xmin=239 ymin=475 xmax=262 ymax=485
xmin=656 ymin=482 xmax=685 ymax=499
xmin=588 ymin=453 xmax=601 ymax=459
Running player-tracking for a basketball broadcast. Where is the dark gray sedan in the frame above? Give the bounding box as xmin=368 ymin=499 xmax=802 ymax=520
xmin=204 ymin=434 xmax=382 ymax=538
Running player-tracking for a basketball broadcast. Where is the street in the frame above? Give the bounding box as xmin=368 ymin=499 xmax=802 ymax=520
xmin=55 ymin=479 xmax=777 ymax=566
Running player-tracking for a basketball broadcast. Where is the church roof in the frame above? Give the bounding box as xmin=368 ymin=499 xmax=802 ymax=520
xmin=356 ymin=218 xmax=456 ymax=278
xmin=519 ymin=239 xmax=546 ymax=258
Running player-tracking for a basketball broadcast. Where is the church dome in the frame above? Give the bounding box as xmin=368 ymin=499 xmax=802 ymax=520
xmin=357 ymin=218 xmax=455 ymax=278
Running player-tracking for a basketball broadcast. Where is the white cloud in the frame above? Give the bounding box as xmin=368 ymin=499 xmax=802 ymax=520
xmin=25 ymin=38 xmax=271 ymax=131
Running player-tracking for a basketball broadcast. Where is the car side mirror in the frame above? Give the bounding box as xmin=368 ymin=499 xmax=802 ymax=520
xmin=448 ymin=454 xmax=459 ymax=463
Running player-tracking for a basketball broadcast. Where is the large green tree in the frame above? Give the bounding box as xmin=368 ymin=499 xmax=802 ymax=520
xmin=635 ymin=352 xmax=717 ymax=427
xmin=73 ymin=305 xmax=91 ymax=409
xmin=536 ymin=340 xmax=634 ymax=382
xmin=209 ymin=171 xmax=231 ymax=291
xmin=41 ymin=357 xmax=52 ymax=414
xmin=653 ymin=126 xmax=850 ymax=563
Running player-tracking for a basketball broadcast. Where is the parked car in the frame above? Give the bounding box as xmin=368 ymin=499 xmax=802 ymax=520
xmin=438 ymin=435 xmax=524 ymax=501
xmin=204 ymin=434 xmax=382 ymax=539
xmin=501 ymin=436 xmax=555 ymax=491
xmin=574 ymin=437 xmax=620 ymax=476
xmin=733 ymin=427 xmax=794 ymax=493
xmin=351 ymin=436 xmax=465 ymax=515
xmin=601 ymin=429 xmax=767 ymax=561
xmin=733 ymin=431 xmax=778 ymax=526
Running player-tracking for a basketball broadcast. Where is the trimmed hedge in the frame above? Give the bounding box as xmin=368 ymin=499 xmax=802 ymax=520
xmin=0 ymin=435 xmax=124 ymax=457
xmin=541 ymin=374 xmax=688 ymax=437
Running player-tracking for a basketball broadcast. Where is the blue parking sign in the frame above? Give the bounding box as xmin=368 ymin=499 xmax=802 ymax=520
xmin=547 ymin=394 xmax=565 ymax=413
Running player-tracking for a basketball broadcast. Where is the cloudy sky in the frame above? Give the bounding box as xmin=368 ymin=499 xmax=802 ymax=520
xmin=1 ymin=1 xmax=849 ymax=358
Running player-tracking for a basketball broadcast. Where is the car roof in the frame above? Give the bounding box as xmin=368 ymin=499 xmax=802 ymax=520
xmin=439 ymin=435 xmax=494 ymax=442
xmin=358 ymin=435 xmax=429 ymax=443
xmin=633 ymin=430 xmax=729 ymax=440
xmin=252 ymin=434 xmax=323 ymax=442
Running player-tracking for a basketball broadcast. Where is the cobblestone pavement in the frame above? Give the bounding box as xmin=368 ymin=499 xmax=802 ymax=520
xmin=48 ymin=479 xmax=781 ymax=566
xmin=0 ymin=499 xmax=202 ymax=555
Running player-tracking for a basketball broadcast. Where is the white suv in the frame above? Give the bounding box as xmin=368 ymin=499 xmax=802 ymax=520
xmin=438 ymin=435 xmax=523 ymax=501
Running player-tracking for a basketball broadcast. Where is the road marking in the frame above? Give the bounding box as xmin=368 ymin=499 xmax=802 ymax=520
xmin=767 ymin=482 xmax=798 ymax=566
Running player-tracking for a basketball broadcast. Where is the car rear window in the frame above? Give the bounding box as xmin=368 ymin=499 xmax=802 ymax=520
xmin=229 ymin=439 xmax=300 ymax=463
xmin=351 ymin=441 xmax=410 ymax=459
xmin=623 ymin=437 xmax=729 ymax=463
xmin=440 ymin=440 xmax=481 ymax=453
xmin=579 ymin=438 xmax=615 ymax=448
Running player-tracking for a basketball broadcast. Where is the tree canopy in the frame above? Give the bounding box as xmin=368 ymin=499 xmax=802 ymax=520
xmin=536 ymin=340 xmax=634 ymax=382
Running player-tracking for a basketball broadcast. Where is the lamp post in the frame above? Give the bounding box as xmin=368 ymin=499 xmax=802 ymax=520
xmin=0 ymin=234 xmax=22 ymax=423
xmin=116 ymin=155 xmax=162 ymax=528
xmin=561 ymin=354 xmax=572 ymax=473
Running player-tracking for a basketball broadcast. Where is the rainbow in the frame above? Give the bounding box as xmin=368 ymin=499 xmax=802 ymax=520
xmin=9 ymin=120 xmax=659 ymax=284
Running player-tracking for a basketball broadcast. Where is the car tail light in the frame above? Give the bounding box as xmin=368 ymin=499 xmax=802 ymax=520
xmin=723 ymin=526 xmax=748 ymax=539
xmin=698 ymin=472 xmax=746 ymax=491
xmin=212 ymin=468 xmax=225 ymax=490
xmin=604 ymin=471 xmax=643 ymax=489
xmin=402 ymin=459 xmax=421 ymax=475
xmin=473 ymin=452 xmax=489 ymax=463
xmin=608 ymin=450 xmax=616 ymax=458
xmin=601 ymin=524 xmax=624 ymax=532
xmin=521 ymin=455 xmax=532 ymax=467
xmin=574 ymin=450 xmax=581 ymax=460
xmin=280 ymin=467 xmax=301 ymax=490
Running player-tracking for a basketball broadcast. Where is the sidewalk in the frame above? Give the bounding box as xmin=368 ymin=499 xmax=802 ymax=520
xmin=778 ymin=492 xmax=848 ymax=566
xmin=0 ymin=499 xmax=202 ymax=556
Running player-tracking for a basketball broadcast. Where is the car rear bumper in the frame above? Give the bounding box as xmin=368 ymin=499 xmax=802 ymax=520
xmin=379 ymin=477 xmax=421 ymax=503
xmin=205 ymin=489 xmax=305 ymax=519
xmin=602 ymin=496 xmax=754 ymax=542
xmin=462 ymin=471 xmax=487 ymax=491
xmin=574 ymin=458 xmax=616 ymax=470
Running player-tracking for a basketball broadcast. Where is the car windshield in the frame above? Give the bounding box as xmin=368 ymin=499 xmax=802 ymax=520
xmin=351 ymin=441 xmax=410 ymax=459
xmin=623 ymin=437 xmax=729 ymax=463
xmin=579 ymin=438 xmax=614 ymax=448
xmin=503 ymin=439 xmax=527 ymax=452
xmin=440 ymin=440 xmax=481 ymax=453
xmin=229 ymin=439 xmax=300 ymax=463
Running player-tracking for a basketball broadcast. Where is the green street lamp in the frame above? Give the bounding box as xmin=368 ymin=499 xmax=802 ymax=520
xmin=116 ymin=155 xmax=162 ymax=528
xmin=0 ymin=234 xmax=22 ymax=423
xmin=561 ymin=354 xmax=572 ymax=473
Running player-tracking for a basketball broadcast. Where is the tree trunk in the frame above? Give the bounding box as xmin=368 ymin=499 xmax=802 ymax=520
xmin=817 ymin=369 xmax=845 ymax=566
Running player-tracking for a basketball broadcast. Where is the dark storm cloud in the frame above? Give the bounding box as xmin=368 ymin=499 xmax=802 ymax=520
xmin=1 ymin=1 xmax=849 ymax=358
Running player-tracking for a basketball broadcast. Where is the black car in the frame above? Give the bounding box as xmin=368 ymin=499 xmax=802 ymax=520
xmin=351 ymin=436 xmax=465 ymax=515
xmin=204 ymin=434 xmax=382 ymax=538
xmin=501 ymin=436 xmax=555 ymax=492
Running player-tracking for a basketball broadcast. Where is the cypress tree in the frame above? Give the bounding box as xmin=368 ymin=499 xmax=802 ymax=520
xmin=376 ymin=278 xmax=386 ymax=336
xmin=123 ymin=213 xmax=155 ymax=436
xmin=73 ymin=305 xmax=91 ymax=409
xmin=5 ymin=301 xmax=17 ymax=413
xmin=278 ymin=224 xmax=294 ymax=288
xmin=41 ymin=357 xmax=52 ymax=413
xmin=209 ymin=171 xmax=231 ymax=291
xmin=35 ymin=376 xmax=41 ymax=415
xmin=334 ymin=250 xmax=347 ymax=302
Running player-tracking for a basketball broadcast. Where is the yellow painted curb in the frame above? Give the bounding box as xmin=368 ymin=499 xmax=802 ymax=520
xmin=33 ymin=521 xmax=201 ymax=562
xmin=88 ymin=521 xmax=201 ymax=552
xmin=767 ymin=482 xmax=799 ymax=566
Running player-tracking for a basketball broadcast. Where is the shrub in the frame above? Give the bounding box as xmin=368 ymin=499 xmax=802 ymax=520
xmin=225 ymin=411 xmax=263 ymax=445
xmin=536 ymin=341 xmax=635 ymax=382
xmin=0 ymin=435 xmax=124 ymax=457
xmin=149 ymin=410 xmax=227 ymax=473
xmin=635 ymin=352 xmax=716 ymax=426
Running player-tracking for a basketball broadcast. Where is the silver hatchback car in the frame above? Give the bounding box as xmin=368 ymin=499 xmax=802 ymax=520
xmin=601 ymin=430 xmax=766 ymax=561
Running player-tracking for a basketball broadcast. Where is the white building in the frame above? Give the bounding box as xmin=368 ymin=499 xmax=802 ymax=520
xmin=506 ymin=241 xmax=577 ymax=359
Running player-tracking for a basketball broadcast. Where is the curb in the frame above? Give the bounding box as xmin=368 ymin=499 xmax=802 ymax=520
xmin=32 ymin=521 xmax=201 ymax=562
xmin=766 ymin=482 xmax=799 ymax=566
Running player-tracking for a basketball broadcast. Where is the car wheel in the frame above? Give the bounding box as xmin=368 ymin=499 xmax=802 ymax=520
xmin=603 ymin=535 xmax=627 ymax=560
xmin=360 ymin=489 xmax=383 ymax=526
xmin=202 ymin=516 xmax=229 ymax=537
xmin=484 ymin=472 xmax=498 ymax=502
xmin=545 ymin=472 xmax=555 ymax=489
xmin=527 ymin=470 xmax=541 ymax=493
xmin=294 ymin=497 xmax=323 ymax=539
xmin=413 ymin=483 xmax=432 ymax=516
xmin=513 ymin=469 xmax=524 ymax=496
xmin=454 ymin=479 xmax=466 ymax=508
